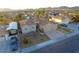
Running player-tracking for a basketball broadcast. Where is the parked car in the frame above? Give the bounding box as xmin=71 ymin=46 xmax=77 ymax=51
xmin=59 ymin=24 xmax=67 ymax=27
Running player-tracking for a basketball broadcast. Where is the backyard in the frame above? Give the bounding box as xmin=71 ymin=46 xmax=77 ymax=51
xmin=20 ymin=31 xmax=49 ymax=48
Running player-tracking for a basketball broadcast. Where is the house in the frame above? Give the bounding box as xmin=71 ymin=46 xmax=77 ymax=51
xmin=49 ymin=14 xmax=71 ymax=24
xmin=48 ymin=11 xmax=71 ymax=24
xmin=43 ymin=23 xmax=57 ymax=32
xmin=22 ymin=14 xmax=30 ymax=20
xmin=60 ymin=16 xmax=71 ymax=24
xmin=6 ymin=22 xmax=18 ymax=35
xmin=19 ymin=19 xmax=36 ymax=34
xmin=48 ymin=12 xmax=59 ymax=17
xmin=0 ymin=25 xmax=8 ymax=40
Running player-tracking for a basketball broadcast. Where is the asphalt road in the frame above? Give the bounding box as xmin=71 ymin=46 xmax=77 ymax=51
xmin=32 ymin=34 xmax=79 ymax=53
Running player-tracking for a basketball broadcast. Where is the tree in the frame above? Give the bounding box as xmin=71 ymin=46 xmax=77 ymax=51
xmin=71 ymin=14 xmax=79 ymax=22
xmin=14 ymin=13 xmax=23 ymax=21
xmin=35 ymin=9 xmax=48 ymax=19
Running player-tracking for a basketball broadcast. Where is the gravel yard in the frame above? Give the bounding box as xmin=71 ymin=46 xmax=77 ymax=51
xmin=20 ymin=31 xmax=49 ymax=48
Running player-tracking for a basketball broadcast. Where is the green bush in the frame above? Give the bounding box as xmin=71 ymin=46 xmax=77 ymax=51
xmin=22 ymin=37 xmax=29 ymax=44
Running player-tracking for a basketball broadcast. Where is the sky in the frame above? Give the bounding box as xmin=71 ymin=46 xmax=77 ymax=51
xmin=0 ymin=0 xmax=79 ymax=9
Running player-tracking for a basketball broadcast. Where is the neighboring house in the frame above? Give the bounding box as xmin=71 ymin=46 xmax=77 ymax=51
xmin=22 ymin=14 xmax=30 ymax=20
xmin=19 ymin=19 xmax=36 ymax=34
xmin=6 ymin=22 xmax=18 ymax=35
xmin=0 ymin=26 xmax=9 ymax=52
xmin=49 ymin=16 xmax=62 ymax=23
xmin=0 ymin=27 xmax=7 ymax=40
xmin=48 ymin=13 xmax=71 ymax=24
xmin=61 ymin=17 xmax=71 ymax=24
xmin=43 ymin=23 xmax=57 ymax=32
xmin=48 ymin=12 xmax=59 ymax=17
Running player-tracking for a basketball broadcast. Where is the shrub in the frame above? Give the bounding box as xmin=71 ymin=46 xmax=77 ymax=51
xmin=22 ymin=37 xmax=29 ymax=44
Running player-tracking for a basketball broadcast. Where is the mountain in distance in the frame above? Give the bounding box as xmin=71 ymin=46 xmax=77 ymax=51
xmin=53 ymin=6 xmax=79 ymax=10
xmin=0 ymin=8 xmax=12 ymax=12
xmin=0 ymin=6 xmax=79 ymax=12
xmin=57 ymin=6 xmax=70 ymax=9
xmin=71 ymin=6 xmax=79 ymax=9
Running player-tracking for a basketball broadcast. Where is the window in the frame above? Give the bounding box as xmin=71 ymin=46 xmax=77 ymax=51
xmin=25 ymin=28 xmax=27 ymax=30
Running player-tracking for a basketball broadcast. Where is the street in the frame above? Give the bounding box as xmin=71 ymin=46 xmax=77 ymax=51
xmin=32 ymin=34 xmax=79 ymax=53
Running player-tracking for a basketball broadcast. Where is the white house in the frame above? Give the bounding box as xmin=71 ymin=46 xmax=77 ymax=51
xmin=49 ymin=16 xmax=71 ymax=24
xmin=19 ymin=20 xmax=36 ymax=34
xmin=6 ymin=22 xmax=18 ymax=35
xmin=7 ymin=22 xmax=17 ymax=30
xmin=48 ymin=11 xmax=71 ymax=24
xmin=22 ymin=14 xmax=30 ymax=20
xmin=61 ymin=17 xmax=70 ymax=24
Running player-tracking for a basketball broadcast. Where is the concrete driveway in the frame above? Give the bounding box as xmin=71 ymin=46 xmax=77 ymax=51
xmin=43 ymin=23 xmax=67 ymax=40
xmin=43 ymin=23 xmax=79 ymax=40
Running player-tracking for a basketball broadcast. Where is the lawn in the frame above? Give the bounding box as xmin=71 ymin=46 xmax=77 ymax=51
xmin=20 ymin=31 xmax=49 ymax=48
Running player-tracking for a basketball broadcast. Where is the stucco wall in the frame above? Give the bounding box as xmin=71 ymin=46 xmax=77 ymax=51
xmin=21 ymin=25 xmax=36 ymax=33
xmin=43 ymin=23 xmax=57 ymax=32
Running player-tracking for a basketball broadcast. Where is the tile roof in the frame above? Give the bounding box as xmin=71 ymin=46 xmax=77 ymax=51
xmin=19 ymin=19 xmax=35 ymax=26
